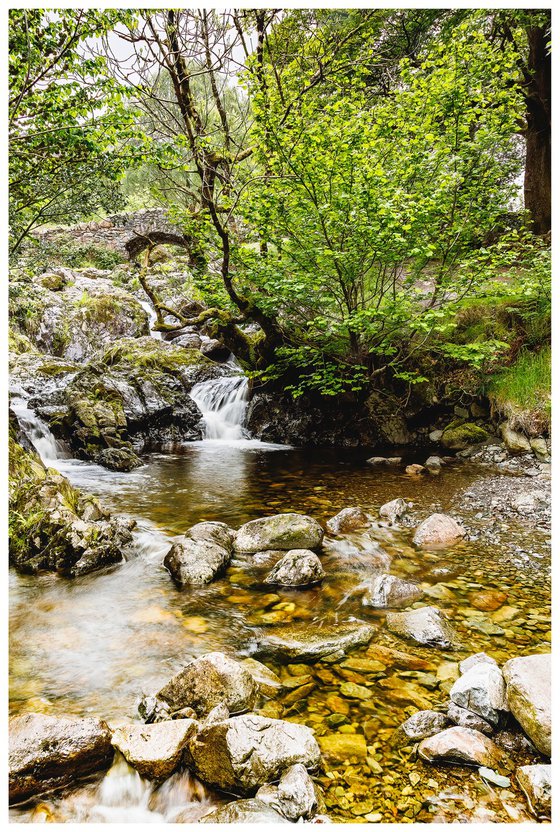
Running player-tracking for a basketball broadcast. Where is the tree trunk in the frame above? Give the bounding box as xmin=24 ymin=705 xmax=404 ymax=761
xmin=524 ymin=25 xmax=551 ymax=235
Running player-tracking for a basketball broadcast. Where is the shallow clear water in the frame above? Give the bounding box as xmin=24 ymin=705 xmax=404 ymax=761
xmin=10 ymin=443 xmax=550 ymax=823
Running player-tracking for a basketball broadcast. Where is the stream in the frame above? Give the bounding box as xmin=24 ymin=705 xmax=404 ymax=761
xmin=10 ymin=364 xmax=551 ymax=823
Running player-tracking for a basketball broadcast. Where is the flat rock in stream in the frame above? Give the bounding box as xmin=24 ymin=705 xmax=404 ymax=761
xmin=234 ymin=513 xmax=324 ymax=553
xmin=200 ymin=799 xmax=290 ymax=823
xmin=502 ymin=653 xmax=551 ymax=756
xmin=264 ymin=549 xmax=325 ymax=586
xmin=110 ymin=718 xmax=196 ymax=780
xmin=418 ymin=726 xmax=506 ymax=768
xmin=9 ymin=713 xmax=113 ymax=804
xmin=187 ymin=714 xmax=321 ymax=793
xmin=395 ymin=710 xmax=451 ymax=744
xmin=157 ymin=652 xmax=257 ymax=717
xmin=163 ymin=538 xmax=230 ymax=586
xmin=412 ymin=513 xmax=466 ymax=546
xmin=385 ymin=606 xmax=457 ymax=649
xmin=254 ymin=621 xmax=377 ymax=662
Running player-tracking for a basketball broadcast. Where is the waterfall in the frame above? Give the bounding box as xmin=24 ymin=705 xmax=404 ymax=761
xmin=139 ymin=300 xmax=163 ymax=340
xmin=10 ymin=398 xmax=60 ymax=464
xmin=190 ymin=375 xmax=249 ymax=441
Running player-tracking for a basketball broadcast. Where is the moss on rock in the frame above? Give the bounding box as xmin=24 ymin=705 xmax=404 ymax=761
xmin=441 ymin=421 xmax=490 ymax=450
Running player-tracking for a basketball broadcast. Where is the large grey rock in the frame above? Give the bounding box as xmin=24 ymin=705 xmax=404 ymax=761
xmin=418 ymin=726 xmax=505 ymax=768
xmin=413 ymin=513 xmax=466 ymax=546
xmin=187 ymin=714 xmax=321 ymax=793
xmin=326 ymin=507 xmax=369 ymax=534
xmin=9 ymin=713 xmax=113 ymax=804
xmin=200 ymin=799 xmax=289 ymax=823
xmin=163 ymin=538 xmax=230 ymax=586
xmin=257 ymin=763 xmax=319 ymax=821
xmin=157 ymin=652 xmax=257 ymax=717
xmin=502 ymin=654 xmax=551 ymax=756
xmin=110 ymin=719 xmax=196 ymax=780
xmin=378 ymin=497 xmax=408 ymax=524
xmin=264 ymin=549 xmax=325 ymax=586
xmin=240 ymin=658 xmax=282 ymax=698
xmin=447 ymin=702 xmax=493 ymax=736
xmin=362 ymin=574 xmax=423 ymax=609
xmin=234 ymin=514 xmax=323 ymax=553
xmin=255 ymin=621 xmax=376 ymax=662
xmin=516 ymin=764 xmax=551 ymax=818
xmin=185 ymin=521 xmax=235 ymax=552
xmin=396 ymin=710 xmax=450 ymax=743
xmin=459 ymin=652 xmax=498 ymax=674
xmin=385 ymin=606 xmax=456 ymax=649
xmin=450 ymin=662 xmax=507 ymax=726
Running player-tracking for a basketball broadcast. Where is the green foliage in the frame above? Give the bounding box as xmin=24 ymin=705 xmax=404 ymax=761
xmin=17 ymin=238 xmax=126 ymax=274
xmin=487 ymin=347 xmax=551 ymax=428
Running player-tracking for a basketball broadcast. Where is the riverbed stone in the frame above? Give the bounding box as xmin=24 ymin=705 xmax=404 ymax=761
xmin=362 ymin=574 xmax=423 ymax=609
xmin=157 ymin=652 xmax=257 ymax=717
xmin=256 ymin=763 xmax=319 ymax=821
xmin=378 ymin=497 xmax=408 ymax=524
xmin=185 ymin=521 xmax=236 ymax=552
xmin=254 ymin=620 xmax=376 ymax=662
xmin=441 ymin=422 xmax=490 ymax=450
xmin=367 ymin=456 xmax=402 ymax=466
xmin=110 ymin=718 xmax=196 ymax=780
xmin=326 ymin=507 xmax=369 ymax=534
xmin=385 ymin=606 xmax=457 ymax=649
xmin=396 ymin=710 xmax=450 ymax=743
xmin=264 ymin=549 xmax=325 ymax=586
xmin=9 ymin=712 xmax=114 ymax=804
xmin=240 ymin=658 xmax=282 ymax=698
xmin=200 ymin=799 xmax=290 ymax=823
xmin=234 ymin=513 xmax=324 ymax=553
xmin=516 ymin=764 xmax=551 ymax=818
xmin=447 ymin=702 xmax=494 ymax=735
xmin=450 ymin=662 xmax=507 ymax=726
xmin=187 ymin=714 xmax=321 ymax=793
xmin=412 ymin=513 xmax=466 ymax=546
xmin=470 ymin=590 xmax=507 ymax=611
xmin=163 ymin=538 xmax=230 ymax=586
xmin=318 ymin=732 xmax=367 ymax=761
xmin=529 ymin=437 xmax=550 ymax=462
xmin=418 ymin=726 xmax=505 ymax=768
xmin=459 ymin=652 xmax=498 ymax=674
xmin=502 ymin=653 xmax=551 ymax=756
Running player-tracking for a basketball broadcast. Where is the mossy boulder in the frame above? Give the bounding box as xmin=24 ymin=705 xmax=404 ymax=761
xmin=441 ymin=420 xmax=491 ymax=450
xmin=9 ymin=270 xmax=149 ymax=362
xmin=9 ymin=422 xmax=135 ymax=575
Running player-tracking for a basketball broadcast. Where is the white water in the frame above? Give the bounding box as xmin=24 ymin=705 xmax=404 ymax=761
xmin=10 ymin=398 xmax=61 ymax=464
xmin=190 ymin=374 xmax=250 ymax=441
xmin=139 ymin=300 xmax=163 ymax=340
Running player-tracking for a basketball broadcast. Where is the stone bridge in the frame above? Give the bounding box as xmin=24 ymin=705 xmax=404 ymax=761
xmin=33 ymin=209 xmax=199 ymax=262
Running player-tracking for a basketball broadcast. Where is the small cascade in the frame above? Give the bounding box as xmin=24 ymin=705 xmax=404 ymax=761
xmin=10 ymin=398 xmax=61 ymax=464
xmin=139 ymin=300 xmax=163 ymax=340
xmin=190 ymin=375 xmax=249 ymax=441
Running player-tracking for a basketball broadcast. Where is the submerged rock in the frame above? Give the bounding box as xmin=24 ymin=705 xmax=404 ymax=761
xmin=264 ymin=549 xmax=325 ymax=586
xmin=254 ymin=620 xmax=376 ymax=662
xmin=9 ymin=713 xmax=113 ymax=804
xmin=318 ymin=732 xmax=367 ymax=761
xmin=385 ymin=606 xmax=456 ymax=649
xmin=516 ymin=764 xmax=551 ymax=818
xmin=412 ymin=513 xmax=466 ymax=546
xmin=200 ymin=799 xmax=289 ymax=823
xmin=234 ymin=513 xmax=324 ymax=553
xmin=502 ymin=654 xmax=551 ymax=756
xmin=163 ymin=538 xmax=230 ymax=586
xmin=378 ymin=497 xmax=408 ymax=524
xmin=418 ymin=726 xmax=505 ymax=768
xmin=187 ymin=714 xmax=321 ymax=793
xmin=157 ymin=652 xmax=257 ymax=717
xmin=450 ymin=662 xmax=507 ymax=726
xmin=361 ymin=574 xmax=423 ymax=609
xmin=326 ymin=507 xmax=369 ymax=534
xmin=110 ymin=719 xmax=196 ymax=780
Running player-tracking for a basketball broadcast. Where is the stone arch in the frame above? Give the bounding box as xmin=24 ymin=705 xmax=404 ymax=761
xmin=125 ymin=231 xmax=196 ymax=262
